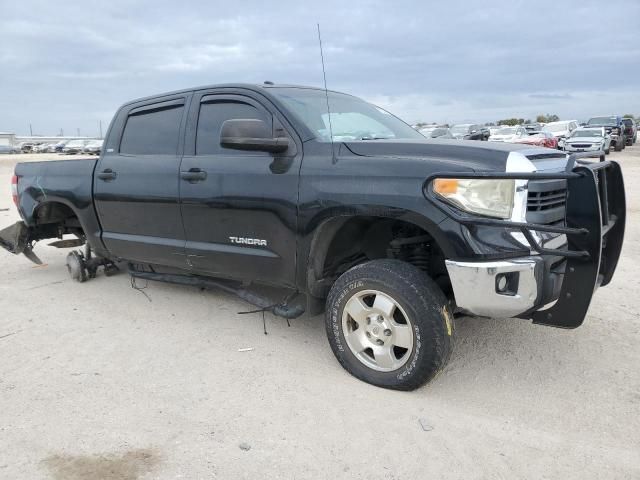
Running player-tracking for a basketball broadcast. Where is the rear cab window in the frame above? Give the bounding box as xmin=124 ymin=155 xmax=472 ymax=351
xmin=119 ymin=99 xmax=185 ymax=155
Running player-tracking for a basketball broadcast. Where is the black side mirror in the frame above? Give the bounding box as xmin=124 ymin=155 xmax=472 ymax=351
xmin=220 ymin=119 xmax=289 ymax=153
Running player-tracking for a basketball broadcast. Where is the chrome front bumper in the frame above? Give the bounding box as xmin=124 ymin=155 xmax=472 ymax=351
xmin=445 ymin=257 xmax=542 ymax=318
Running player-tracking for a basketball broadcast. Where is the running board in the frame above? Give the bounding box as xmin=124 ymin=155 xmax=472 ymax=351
xmin=128 ymin=266 xmax=305 ymax=320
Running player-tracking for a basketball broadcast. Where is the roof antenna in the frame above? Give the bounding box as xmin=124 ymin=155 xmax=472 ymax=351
xmin=316 ymin=23 xmax=335 ymax=160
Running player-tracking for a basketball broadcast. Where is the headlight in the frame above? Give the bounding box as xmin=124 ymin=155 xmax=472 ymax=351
xmin=432 ymin=178 xmax=515 ymax=219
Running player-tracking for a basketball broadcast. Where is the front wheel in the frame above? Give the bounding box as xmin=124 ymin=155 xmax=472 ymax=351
xmin=325 ymin=259 xmax=454 ymax=390
xmin=615 ymin=140 xmax=623 ymax=152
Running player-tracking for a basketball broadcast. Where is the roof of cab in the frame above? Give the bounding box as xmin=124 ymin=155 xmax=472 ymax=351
xmin=120 ymin=82 xmax=350 ymax=108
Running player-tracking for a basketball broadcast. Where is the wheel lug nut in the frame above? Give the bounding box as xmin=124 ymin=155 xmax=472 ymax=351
xmin=384 ymin=329 xmax=392 ymax=336
xmin=366 ymin=317 xmax=371 ymax=325
xmin=366 ymin=332 xmax=371 ymax=338
xmin=376 ymin=315 xmax=384 ymax=323
xmin=375 ymin=339 xmax=384 ymax=345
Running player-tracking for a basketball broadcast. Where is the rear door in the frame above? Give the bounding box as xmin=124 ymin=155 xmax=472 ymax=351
xmin=179 ymin=90 xmax=301 ymax=287
xmin=94 ymin=96 xmax=189 ymax=267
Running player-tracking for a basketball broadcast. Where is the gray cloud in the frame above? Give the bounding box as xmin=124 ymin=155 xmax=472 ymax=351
xmin=1 ymin=0 xmax=639 ymax=135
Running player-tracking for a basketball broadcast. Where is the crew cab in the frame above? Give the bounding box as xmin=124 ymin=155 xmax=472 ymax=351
xmin=586 ymin=116 xmax=626 ymax=151
xmin=0 ymin=83 xmax=626 ymax=390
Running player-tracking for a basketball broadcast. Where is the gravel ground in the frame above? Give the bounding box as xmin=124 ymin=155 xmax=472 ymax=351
xmin=1 ymin=148 xmax=639 ymax=480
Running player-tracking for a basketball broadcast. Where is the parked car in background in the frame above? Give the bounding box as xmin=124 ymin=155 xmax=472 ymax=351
xmin=19 ymin=142 xmax=35 ymax=153
xmin=586 ymin=116 xmax=626 ymax=151
xmin=419 ymin=126 xmax=454 ymax=139
xmin=513 ymin=130 xmax=558 ymax=149
xmin=450 ymin=124 xmax=490 ymax=141
xmin=564 ymin=127 xmax=611 ymax=155
xmin=83 ymin=139 xmax=104 ymax=155
xmin=544 ymin=120 xmax=578 ymax=149
xmin=488 ymin=125 xmax=528 ymax=143
xmin=621 ymin=118 xmax=637 ymax=145
xmin=0 ymin=145 xmax=20 ymax=154
xmin=62 ymin=139 xmax=90 ymax=154
xmin=53 ymin=141 xmax=68 ymax=153
xmin=32 ymin=143 xmax=49 ymax=153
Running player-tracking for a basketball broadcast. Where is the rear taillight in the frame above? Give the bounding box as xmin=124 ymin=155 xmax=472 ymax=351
xmin=11 ymin=174 xmax=18 ymax=206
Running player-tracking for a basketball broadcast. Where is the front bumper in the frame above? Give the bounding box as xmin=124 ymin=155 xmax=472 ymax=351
xmin=565 ymin=144 xmax=602 ymax=153
xmin=431 ymin=156 xmax=625 ymax=328
xmin=445 ymin=257 xmax=541 ymax=318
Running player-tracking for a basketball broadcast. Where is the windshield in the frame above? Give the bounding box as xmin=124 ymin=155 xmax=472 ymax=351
xmin=571 ymin=129 xmax=602 ymax=138
xmin=545 ymin=123 xmax=569 ymax=132
xmin=496 ymin=127 xmax=516 ymax=135
xmin=270 ymin=88 xmax=423 ymax=141
xmin=450 ymin=125 xmax=470 ymax=134
xmin=66 ymin=140 xmax=84 ymax=147
xmin=587 ymin=116 xmax=617 ymax=126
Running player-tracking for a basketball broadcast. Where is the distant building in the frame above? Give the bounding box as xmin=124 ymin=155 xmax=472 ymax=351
xmin=0 ymin=132 xmax=15 ymax=146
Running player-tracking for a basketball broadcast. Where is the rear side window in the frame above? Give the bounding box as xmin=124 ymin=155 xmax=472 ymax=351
xmin=120 ymin=104 xmax=184 ymax=155
xmin=196 ymin=100 xmax=270 ymax=155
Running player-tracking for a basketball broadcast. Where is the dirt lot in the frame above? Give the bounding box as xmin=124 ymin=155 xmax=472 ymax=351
xmin=1 ymin=148 xmax=639 ymax=480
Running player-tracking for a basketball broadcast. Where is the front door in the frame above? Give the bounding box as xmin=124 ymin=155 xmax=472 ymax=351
xmin=179 ymin=92 xmax=300 ymax=287
xmin=94 ymin=97 xmax=189 ymax=267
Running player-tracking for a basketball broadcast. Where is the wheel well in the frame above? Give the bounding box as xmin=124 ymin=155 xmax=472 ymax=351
xmin=33 ymin=202 xmax=84 ymax=237
xmin=309 ymin=217 xmax=451 ymax=299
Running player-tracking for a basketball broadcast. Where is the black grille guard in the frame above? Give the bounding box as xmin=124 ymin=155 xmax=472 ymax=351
xmin=425 ymin=152 xmax=626 ymax=328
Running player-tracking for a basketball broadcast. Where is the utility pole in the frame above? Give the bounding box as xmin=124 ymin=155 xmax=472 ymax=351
xmin=99 ymin=120 xmax=103 ymax=139
xmin=77 ymin=128 xmax=80 ymax=137
xmin=29 ymin=123 xmax=33 ymax=136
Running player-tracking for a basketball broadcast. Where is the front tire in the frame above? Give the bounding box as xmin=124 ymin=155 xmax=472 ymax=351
xmin=615 ymin=139 xmax=623 ymax=152
xmin=325 ymin=259 xmax=454 ymax=390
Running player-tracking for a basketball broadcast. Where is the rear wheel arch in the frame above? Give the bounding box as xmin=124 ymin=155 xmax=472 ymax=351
xmin=30 ymin=201 xmax=88 ymax=243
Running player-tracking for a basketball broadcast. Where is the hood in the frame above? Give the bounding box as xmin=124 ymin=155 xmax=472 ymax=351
xmin=566 ymin=136 xmax=602 ymax=143
xmin=341 ymin=139 xmax=566 ymax=172
xmin=489 ymin=134 xmax=516 ymax=142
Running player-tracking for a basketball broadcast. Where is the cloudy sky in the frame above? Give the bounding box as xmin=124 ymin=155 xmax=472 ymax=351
xmin=1 ymin=0 xmax=639 ymax=136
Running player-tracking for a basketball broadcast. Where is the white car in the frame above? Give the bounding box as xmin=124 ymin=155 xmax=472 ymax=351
xmin=488 ymin=125 xmax=528 ymax=143
xmin=545 ymin=120 xmax=578 ymax=149
xmin=564 ymin=127 xmax=611 ymax=155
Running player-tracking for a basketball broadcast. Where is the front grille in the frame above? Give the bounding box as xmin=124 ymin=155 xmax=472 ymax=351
xmin=527 ymin=179 xmax=567 ymax=224
xmin=570 ymin=143 xmax=592 ymax=148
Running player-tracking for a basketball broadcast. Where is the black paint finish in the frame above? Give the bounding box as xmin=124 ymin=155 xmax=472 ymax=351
xmin=9 ymin=83 xmax=625 ymax=324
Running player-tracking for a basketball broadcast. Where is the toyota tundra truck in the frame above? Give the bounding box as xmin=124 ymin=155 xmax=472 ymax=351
xmin=0 ymin=83 xmax=626 ymax=390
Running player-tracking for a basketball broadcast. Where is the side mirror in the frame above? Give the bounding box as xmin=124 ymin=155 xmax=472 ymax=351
xmin=220 ymin=119 xmax=289 ymax=153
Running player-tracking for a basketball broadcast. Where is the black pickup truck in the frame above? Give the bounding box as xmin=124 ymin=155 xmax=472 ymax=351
xmin=0 ymin=84 xmax=626 ymax=390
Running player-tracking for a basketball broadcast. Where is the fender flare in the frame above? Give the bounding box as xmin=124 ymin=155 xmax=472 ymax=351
xmin=302 ymin=207 xmax=451 ymax=297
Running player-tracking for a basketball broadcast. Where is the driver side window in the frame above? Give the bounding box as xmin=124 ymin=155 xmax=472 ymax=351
xmin=196 ymin=100 xmax=271 ymax=156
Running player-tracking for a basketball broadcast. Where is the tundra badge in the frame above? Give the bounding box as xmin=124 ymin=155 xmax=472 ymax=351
xmin=229 ymin=236 xmax=267 ymax=247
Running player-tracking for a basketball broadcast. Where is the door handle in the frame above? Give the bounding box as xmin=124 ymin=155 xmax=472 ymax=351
xmin=97 ymin=169 xmax=117 ymax=181
xmin=180 ymin=168 xmax=207 ymax=182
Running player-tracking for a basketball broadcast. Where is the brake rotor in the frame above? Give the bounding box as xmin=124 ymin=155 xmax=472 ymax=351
xmin=66 ymin=251 xmax=87 ymax=283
